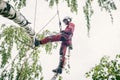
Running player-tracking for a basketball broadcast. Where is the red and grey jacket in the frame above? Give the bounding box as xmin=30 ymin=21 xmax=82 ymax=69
xmin=64 ymin=22 xmax=75 ymax=35
xmin=62 ymin=22 xmax=75 ymax=39
xmin=62 ymin=22 xmax=75 ymax=46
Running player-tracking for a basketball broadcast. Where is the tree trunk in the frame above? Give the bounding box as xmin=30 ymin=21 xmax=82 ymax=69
xmin=0 ymin=0 xmax=35 ymax=36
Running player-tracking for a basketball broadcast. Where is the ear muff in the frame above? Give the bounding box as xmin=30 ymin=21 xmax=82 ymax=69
xmin=63 ymin=19 xmax=67 ymax=22
xmin=67 ymin=17 xmax=72 ymax=22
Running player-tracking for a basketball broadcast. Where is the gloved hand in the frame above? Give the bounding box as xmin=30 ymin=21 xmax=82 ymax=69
xmin=69 ymin=44 xmax=73 ymax=50
xmin=34 ymin=39 xmax=40 ymax=47
xmin=60 ymin=30 xmax=65 ymax=34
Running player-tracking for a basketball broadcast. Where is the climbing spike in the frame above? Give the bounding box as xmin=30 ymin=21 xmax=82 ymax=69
xmin=51 ymin=73 xmax=59 ymax=80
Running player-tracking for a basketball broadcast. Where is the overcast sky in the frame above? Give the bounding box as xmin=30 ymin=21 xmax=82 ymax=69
xmin=1 ymin=0 xmax=120 ymax=80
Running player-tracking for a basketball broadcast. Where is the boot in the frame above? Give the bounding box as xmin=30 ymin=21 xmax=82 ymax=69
xmin=52 ymin=67 xmax=62 ymax=74
xmin=52 ymin=58 xmax=64 ymax=74
xmin=34 ymin=38 xmax=40 ymax=47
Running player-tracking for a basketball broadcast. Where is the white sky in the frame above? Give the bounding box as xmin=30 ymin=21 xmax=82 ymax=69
xmin=0 ymin=0 xmax=120 ymax=80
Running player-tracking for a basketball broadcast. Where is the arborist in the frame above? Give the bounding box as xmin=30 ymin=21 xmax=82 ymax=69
xmin=34 ymin=16 xmax=75 ymax=74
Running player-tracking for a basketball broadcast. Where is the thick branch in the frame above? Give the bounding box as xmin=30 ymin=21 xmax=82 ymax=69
xmin=0 ymin=0 xmax=35 ymax=36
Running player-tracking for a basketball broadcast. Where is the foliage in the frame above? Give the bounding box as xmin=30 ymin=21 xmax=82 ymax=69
xmin=8 ymin=0 xmax=26 ymax=10
xmin=98 ymin=0 xmax=117 ymax=23
xmin=0 ymin=25 xmax=58 ymax=80
xmin=86 ymin=54 xmax=120 ymax=80
xmin=48 ymin=0 xmax=78 ymax=13
xmin=83 ymin=0 xmax=94 ymax=36
xmin=83 ymin=0 xmax=117 ymax=35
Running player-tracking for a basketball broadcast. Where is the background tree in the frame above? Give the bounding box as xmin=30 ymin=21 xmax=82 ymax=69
xmin=86 ymin=54 xmax=120 ymax=80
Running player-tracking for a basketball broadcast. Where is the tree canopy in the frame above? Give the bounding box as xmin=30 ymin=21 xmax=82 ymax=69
xmin=86 ymin=54 xmax=120 ymax=80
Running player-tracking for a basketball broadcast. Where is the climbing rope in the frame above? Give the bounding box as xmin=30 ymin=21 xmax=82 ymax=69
xmin=33 ymin=0 xmax=38 ymax=31
xmin=36 ymin=12 xmax=58 ymax=35
xmin=36 ymin=3 xmax=62 ymax=35
xmin=56 ymin=4 xmax=62 ymax=32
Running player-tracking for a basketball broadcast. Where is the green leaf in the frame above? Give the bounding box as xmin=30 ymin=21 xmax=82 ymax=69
xmin=49 ymin=0 xmax=55 ymax=7
xmin=86 ymin=55 xmax=120 ymax=80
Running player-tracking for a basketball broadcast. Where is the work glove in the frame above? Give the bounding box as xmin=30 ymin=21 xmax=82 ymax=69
xmin=69 ymin=44 xmax=73 ymax=50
